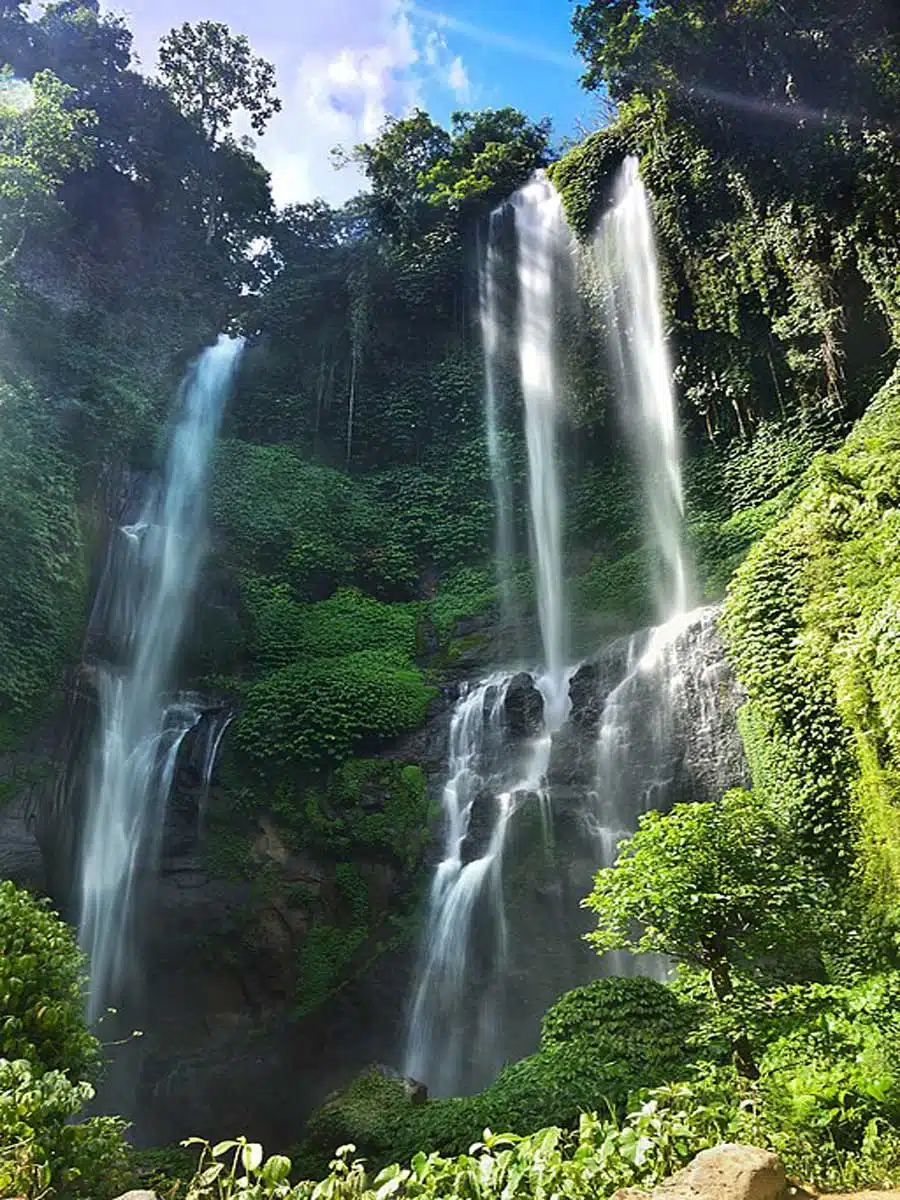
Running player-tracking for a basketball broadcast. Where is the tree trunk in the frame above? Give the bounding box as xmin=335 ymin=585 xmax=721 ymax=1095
xmin=709 ymin=957 xmax=759 ymax=1079
xmin=346 ymin=350 xmax=357 ymax=470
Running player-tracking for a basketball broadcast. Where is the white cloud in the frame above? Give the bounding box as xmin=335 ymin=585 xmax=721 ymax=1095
xmin=255 ymin=0 xmax=474 ymax=209
xmin=447 ymin=56 xmax=471 ymax=103
xmin=113 ymin=0 xmax=474 ymax=209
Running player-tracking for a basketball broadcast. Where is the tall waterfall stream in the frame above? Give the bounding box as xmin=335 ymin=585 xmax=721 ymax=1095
xmin=403 ymin=161 xmax=738 ymax=1096
xmin=78 ymin=335 xmax=243 ymax=1020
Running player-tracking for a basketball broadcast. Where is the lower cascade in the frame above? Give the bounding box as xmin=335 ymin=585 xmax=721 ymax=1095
xmin=405 ymin=605 xmax=748 ymax=1096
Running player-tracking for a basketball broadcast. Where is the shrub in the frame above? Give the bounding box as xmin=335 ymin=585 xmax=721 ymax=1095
xmin=0 ymin=1058 xmax=129 ymax=1200
xmin=243 ymin=581 xmax=421 ymax=671
xmin=0 ymin=881 xmax=98 ymax=1081
xmin=572 ymin=549 xmax=653 ymax=625
xmin=722 ymin=366 xmax=900 ymax=928
xmin=540 ymin=976 xmax=691 ymax=1053
xmin=211 ymin=442 xmax=415 ymax=598
xmin=0 ymin=382 xmax=86 ymax=712
xmin=235 ymin=649 xmax=434 ymax=767
xmin=303 ymin=759 xmax=428 ymax=864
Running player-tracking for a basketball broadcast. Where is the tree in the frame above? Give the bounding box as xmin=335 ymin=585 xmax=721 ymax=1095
xmin=157 ymin=20 xmax=280 ymax=144
xmin=343 ymin=108 xmax=452 ymax=240
xmin=157 ymin=21 xmax=278 ymax=243
xmin=572 ymin=0 xmax=900 ymax=121
xmin=584 ymin=789 xmax=823 ymax=1076
xmin=420 ymin=107 xmax=552 ymax=212
xmin=0 ymin=67 xmax=95 ymax=262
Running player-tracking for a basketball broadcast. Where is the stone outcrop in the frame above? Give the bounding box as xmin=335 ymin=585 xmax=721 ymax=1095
xmin=615 ymin=1144 xmax=788 ymax=1200
xmin=503 ymin=672 xmax=544 ymax=738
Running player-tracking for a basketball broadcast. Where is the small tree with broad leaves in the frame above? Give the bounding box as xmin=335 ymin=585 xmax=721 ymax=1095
xmin=584 ymin=789 xmax=825 ymax=1077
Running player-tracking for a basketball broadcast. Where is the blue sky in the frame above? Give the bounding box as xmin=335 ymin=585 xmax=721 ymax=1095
xmin=112 ymin=0 xmax=605 ymax=208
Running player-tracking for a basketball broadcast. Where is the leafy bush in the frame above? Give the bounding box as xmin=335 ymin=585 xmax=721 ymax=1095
xmin=572 ymin=549 xmax=653 ymax=625
xmin=300 ymin=980 xmax=698 ymax=1172
xmin=540 ymin=976 xmax=690 ymax=1053
xmin=0 ymin=380 xmax=86 ymax=712
xmin=195 ymin=1059 xmax=900 ymax=1198
xmin=243 ymin=580 xmax=421 ymax=672
xmin=0 ymin=885 xmax=129 ymax=1200
xmin=183 ymin=1074 xmax=745 ymax=1200
xmin=0 ymin=1058 xmax=129 ymax=1200
xmin=375 ymin=435 xmax=504 ymax=574
xmin=235 ymin=649 xmax=435 ymax=766
xmin=430 ymin=567 xmax=497 ymax=640
xmin=303 ymin=759 xmax=428 ymax=864
xmin=211 ymin=442 xmax=415 ymax=598
xmin=0 ymin=881 xmax=98 ymax=1081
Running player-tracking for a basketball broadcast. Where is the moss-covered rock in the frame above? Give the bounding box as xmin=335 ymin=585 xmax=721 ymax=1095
xmin=722 ymin=367 xmax=900 ymax=941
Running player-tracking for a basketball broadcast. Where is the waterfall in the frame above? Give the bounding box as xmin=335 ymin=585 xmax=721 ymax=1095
xmin=405 ymin=669 xmax=570 ymax=1095
xmin=594 ymin=156 xmax=689 ymax=620
xmin=404 ymin=676 xmax=512 ymax=1096
xmin=197 ymin=711 xmax=234 ymax=835
xmin=513 ymin=176 xmax=572 ymax=713
xmin=586 ymin=611 xmax=699 ymax=980
xmin=78 ymin=334 xmax=243 ymax=1021
xmin=403 ymin=167 xmax=742 ymax=1098
xmin=405 ymin=176 xmax=578 ymax=1094
xmin=480 ymin=212 xmax=520 ymax=645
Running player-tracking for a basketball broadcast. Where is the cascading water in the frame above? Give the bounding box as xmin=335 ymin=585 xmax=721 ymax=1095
xmin=513 ymin=176 xmax=571 ymax=716
xmin=405 ymin=177 xmax=577 ymax=1094
xmin=197 ymin=711 xmax=234 ymax=835
xmin=405 ymin=667 xmax=574 ymax=1095
xmin=480 ymin=212 xmax=521 ymax=645
xmin=593 ymin=155 xmax=689 ymax=620
xmin=404 ymin=167 xmax=746 ymax=1098
xmin=585 ymin=155 xmax=695 ymax=932
xmin=78 ymin=334 xmax=243 ymax=1020
xmin=405 ymin=676 xmax=512 ymax=1096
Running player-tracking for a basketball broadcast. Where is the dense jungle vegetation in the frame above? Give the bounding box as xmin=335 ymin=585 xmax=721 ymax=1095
xmin=2 ymin=0 xmax=900 ymax=1196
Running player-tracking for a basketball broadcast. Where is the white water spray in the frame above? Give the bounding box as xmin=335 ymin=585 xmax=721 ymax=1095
xmin=594 ymin=156 xmax=689 ymax=619
xmin=513 ymin=176 xmax=572 ymax=707
xmin=405 ymin=668 xmax=570 ymax=1095
xmin=79 ymin=335 xmax=243 ymax=1020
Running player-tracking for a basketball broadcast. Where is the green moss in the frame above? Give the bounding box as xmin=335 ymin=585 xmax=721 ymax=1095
xmin=243 ymin=581 xmax=422 ymax=672
xmin=723 ymin=367 xmax=900 ymax=933
xmin=235 ymin=649 xmax=435 ymax=767
xmin=304 ymin=759 xmax=428 ymax=865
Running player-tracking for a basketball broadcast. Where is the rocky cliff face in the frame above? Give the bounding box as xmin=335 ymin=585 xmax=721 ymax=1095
xmin=0 ymin=603 xmax=748 ymax=1149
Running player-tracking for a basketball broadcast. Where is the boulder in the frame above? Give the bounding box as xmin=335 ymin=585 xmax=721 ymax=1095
xmin=503 ymin=673 xmax=544 ymax=739
xmin=113 ymin=1192 xmax=160 ymax=1200
xmin=615 ymin=1144 xmax=787 ymax=1200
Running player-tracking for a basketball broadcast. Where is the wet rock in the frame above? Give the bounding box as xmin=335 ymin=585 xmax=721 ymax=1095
xmin=0 ymin=796 xmax=44 ymax=890
xmin=460 ymin=788 xmax=500 ymax=864
xmin=503 ymin=673 xmax=544 ymax=739
xmin=376 ymin=1062 xmax=428 ymax=1104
